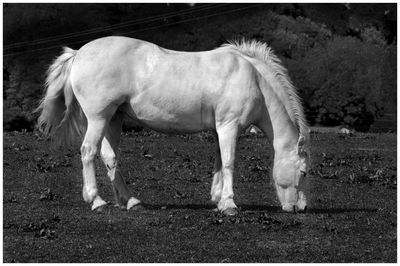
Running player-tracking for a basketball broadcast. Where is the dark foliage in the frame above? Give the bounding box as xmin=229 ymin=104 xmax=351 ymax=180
xmin=3 ymin=3 xmax=397 ymax=132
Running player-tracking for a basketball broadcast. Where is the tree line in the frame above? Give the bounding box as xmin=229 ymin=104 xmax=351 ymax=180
xmin=3 ymin=3 xmax=397 ymax=132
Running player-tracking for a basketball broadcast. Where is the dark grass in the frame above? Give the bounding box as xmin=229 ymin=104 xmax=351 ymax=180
xmin=3 ymin=131 xmax=397 ymax=262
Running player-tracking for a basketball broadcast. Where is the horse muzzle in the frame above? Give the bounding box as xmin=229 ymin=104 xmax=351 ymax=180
xmin=282 ymin=198 xmax=307 ymax=213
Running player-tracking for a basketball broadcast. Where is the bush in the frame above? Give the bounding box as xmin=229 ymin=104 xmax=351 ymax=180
xmin=3 ymin=5 xmax=396 ymax=132
xmin=3 ymin=55 xmax=48 ymax=131
xmin=298 ymin=36 xmax=395 ymax=131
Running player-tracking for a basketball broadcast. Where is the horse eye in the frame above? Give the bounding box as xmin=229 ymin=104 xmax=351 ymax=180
xmin=300 ymin=171 xmax=307 ymax=178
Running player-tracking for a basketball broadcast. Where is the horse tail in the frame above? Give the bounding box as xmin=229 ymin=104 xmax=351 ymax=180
xmin=36 ymin=47 xmax=85 ymax=146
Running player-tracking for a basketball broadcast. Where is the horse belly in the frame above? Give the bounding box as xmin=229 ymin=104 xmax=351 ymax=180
xmin=125 ymin=93 xmax=215 ymax=133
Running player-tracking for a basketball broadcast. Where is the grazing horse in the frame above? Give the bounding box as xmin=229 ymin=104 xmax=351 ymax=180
xmin=37 ymin=37 xmax=310 ymax=216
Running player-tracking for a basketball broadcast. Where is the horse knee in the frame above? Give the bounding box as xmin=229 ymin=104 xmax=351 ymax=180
xmin=222 ymin=164 xmax=234 ymax=174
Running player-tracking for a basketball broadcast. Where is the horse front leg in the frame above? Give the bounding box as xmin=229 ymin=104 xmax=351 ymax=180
xmin=215 ymin=122 xmax=239 ymax=216
xmin=100 ymin=112 xmax=141 ymax=210
xmin=210 ymin=133 xmax=223 ymax=203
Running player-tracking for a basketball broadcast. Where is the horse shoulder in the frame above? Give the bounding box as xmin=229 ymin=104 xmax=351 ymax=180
xmin=208 ymin=50 xmax=264 ymax=127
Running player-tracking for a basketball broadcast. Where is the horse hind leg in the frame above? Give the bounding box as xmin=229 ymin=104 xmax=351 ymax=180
xmin=81 ymin=117 xmax=109 ymax=211
xmin=100 ymin=111 xmax=141 ymax=210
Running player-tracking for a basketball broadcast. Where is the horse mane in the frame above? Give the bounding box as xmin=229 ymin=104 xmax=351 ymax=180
xmin=220 ymin=39 xmax=309 ymax=139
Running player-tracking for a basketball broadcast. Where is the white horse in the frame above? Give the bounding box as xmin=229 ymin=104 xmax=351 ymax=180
xmin=37 ymin=37 xmax=310 ymax=216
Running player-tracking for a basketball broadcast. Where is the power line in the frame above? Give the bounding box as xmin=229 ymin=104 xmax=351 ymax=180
xmin=4 ymin=3 xmax=228 ymax=50
xmin=120 ymin=4 xmax=266 ymax=37
xmin=4 ymin=4 xmax=265 ymax=57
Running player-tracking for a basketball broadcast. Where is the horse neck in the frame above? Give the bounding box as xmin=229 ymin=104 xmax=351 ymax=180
xmin=262 ymin=85 xmax=299 ymax=158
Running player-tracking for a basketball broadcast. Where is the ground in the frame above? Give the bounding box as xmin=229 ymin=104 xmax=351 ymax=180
xmin=3 ymin=130 xmax=397 ymax=262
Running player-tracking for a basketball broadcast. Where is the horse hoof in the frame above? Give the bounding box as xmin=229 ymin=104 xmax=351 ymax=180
xmin=128 ymin=203 xmax=145 ymax=211
xmin=222 ymin=208 xmax=238 ymax=216
xmin=126 ymin=197 xmax=142 ymax=210
xmin=93 ymin=204 xmax=107 ymax=213
xmin=91 ymin=196 xmax=108 ymax=212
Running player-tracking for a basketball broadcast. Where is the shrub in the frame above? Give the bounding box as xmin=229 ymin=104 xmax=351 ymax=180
xmin=298 ymin=36 xmax=395 ymax=131
xmin=3 ymin=55 xmax=47 ymax=131
xmin=3 ymin=5 xmax=396 ymax=132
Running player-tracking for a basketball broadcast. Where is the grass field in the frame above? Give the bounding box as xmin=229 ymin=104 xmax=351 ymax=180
xmin=3 ymin=130 xmax=397 ymax=262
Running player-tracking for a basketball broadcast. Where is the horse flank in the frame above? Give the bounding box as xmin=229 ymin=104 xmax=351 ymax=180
xmin=221 ymin=39 xmax=309 ymax=139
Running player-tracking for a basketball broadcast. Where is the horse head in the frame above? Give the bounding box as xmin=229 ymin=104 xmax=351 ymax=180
xmin=273 ymin=133 xmax=309 ymax=213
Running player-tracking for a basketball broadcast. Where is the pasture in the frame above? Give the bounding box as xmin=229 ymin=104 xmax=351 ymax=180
xmin=3 ymin=130 xmax=396 ymax=262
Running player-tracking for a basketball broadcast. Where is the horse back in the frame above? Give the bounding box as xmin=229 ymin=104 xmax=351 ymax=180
xmin=70 ymin=37 xmax=265 ymax=132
